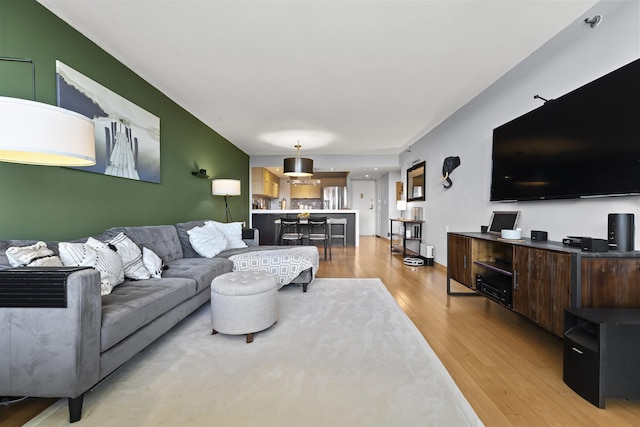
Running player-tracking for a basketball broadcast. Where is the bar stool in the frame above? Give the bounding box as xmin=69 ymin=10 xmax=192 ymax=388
xmin=308 ymin=216 xmax=331 ymax=260
xmin=278 ymin=217 xmax=303 ymax=245
xmin=329 ymin=218 xmax=347 ymax=246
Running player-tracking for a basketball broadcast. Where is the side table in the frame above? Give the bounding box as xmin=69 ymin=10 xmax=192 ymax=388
xmin=563 ymin=307 xmax=640 ymax=408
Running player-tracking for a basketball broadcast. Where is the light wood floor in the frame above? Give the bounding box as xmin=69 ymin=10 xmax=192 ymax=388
xmin=3 ymin=236 xmax=640 ymax=426
xmin=319 ymin=236 xmax=640 ymax=426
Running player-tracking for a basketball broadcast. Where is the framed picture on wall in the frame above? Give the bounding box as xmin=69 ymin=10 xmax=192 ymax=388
xmin=55 ymin=61 xmax=161 ymax=183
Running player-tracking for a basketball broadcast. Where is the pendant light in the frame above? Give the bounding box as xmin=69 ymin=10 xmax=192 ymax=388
xmin=283 ymin=143 xmax=313 ymax=177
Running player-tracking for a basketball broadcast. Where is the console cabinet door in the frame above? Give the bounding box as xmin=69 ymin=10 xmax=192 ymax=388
xmin=447 ymin=234 xmax=472 ymax=288
xmin=514 ymin=247 xmax=571 ymax=335
xmin=512 ymin=247 xmax=533 ymax=317
xmin=581 ymin=258 xmax=640 ymax=308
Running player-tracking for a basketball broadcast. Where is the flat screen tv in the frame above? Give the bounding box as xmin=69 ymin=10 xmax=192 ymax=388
xmin=491 ymin=58 xmax=640 ymax=202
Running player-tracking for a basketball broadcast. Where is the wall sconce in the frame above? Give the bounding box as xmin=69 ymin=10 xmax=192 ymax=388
xmin=212 ymin=179 xmax=241 ymax=222
xmin=0 ymin=57 xmax=95 ymax=166
xmin=192 ymin=169 xmax=209 ymax=178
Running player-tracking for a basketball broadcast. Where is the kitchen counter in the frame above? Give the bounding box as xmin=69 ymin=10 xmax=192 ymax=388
xmin=251 ymin=209 xmax=359 ymax=246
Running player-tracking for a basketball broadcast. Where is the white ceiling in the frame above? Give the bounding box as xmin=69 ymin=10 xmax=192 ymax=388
xmin=37 ymin=0 xmax=597 ymax=176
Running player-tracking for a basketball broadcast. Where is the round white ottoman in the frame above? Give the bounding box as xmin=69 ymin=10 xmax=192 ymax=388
xmin=210 ymin=270 xmax=278 ymax=343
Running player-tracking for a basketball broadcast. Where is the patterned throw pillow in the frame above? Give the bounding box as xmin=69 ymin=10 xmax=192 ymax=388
xmin=188 ymin=223 xmax=229 ymax=257
xmin=6 ymin=241 xmax=63 ymax=267
xmin=59 ymin=238 xmax=124 ymax=295
xmin=206 ymin=221 xmax=247 ymax=249
xmin=107 ymin=233 xmax=151 ymax=280
xmin=142 ymin=247 xmax=164 ymax=278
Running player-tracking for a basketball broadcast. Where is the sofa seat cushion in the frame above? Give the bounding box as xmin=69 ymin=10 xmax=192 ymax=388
xmin=163 ymin=257 xmax=233 ymax=294
xmin=100 ymin=277 xmax=196 ymax=352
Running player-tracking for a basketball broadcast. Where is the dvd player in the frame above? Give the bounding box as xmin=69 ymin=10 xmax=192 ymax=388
xmin=562 ymin=236 xmax=583 ymax=248
xmin=562 ymin=236 xmax=609 ymax=252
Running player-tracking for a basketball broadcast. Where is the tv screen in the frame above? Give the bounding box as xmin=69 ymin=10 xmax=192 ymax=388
xmin=491 ymin=58 xmax=640 ymax=202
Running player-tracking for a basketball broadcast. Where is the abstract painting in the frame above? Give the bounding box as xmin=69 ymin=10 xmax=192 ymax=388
xmin=56 ymin=61 xmax=160 ymax=183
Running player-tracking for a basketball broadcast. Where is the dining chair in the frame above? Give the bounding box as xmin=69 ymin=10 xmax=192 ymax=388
xmin=307 ymin=216 xmax=331 ymax=260
xmin=278 ymin=217 xmax=303 ymax=245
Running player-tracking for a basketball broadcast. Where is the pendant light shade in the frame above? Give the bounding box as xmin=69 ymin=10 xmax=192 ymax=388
xmin=283 ymin=143 xmax=313 ymax=177
xmin=0 ymin=96 xmax=96 ymax=166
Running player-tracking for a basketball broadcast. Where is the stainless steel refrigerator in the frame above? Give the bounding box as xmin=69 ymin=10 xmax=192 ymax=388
xmin=322 ymin=186 xmax=348 ymax=210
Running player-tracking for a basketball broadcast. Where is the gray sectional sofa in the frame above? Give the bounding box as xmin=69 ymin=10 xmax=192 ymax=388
xmin=0 ymin=220 xmax=313 ymax=422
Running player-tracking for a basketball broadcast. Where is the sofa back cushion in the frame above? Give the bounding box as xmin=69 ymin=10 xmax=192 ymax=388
xmin=175 ymin=220 xmax=206 ymax=258
xmin=103 ymin=225 xmax=183 ymax=264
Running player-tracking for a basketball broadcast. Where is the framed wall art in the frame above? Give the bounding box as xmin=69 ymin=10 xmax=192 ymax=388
xmin=56 ymin=61 xmax=160 ymax=183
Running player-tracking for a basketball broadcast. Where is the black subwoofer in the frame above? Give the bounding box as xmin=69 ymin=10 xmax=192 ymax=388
xmin=608 ymin=213 xmax=634 ymax=251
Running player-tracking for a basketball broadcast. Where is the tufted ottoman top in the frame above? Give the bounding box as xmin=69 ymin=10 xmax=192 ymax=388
xmin=211 ymin=270 xmax=277 ymax=296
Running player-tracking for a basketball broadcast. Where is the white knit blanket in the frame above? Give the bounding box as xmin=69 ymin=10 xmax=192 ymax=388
xmin=228 ymin=246 xmax=319 ymax=288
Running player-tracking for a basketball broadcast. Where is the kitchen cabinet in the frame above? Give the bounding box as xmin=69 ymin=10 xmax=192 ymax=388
xmin=252 ymin=168 xmax=279 ymax=198
xmin=290 ymin=183 xmax=321 ymax=199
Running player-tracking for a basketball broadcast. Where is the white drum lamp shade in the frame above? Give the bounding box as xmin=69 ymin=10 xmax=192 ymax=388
xmin=396 ymin=200 xmax=407 ymax=211
xmin=212 ymin=179 xmax=241 ymax=223
xmin=211 ymin=179 xmax=242 ymax=196
xmin=0 ymin=96 xmax=96 ymax=166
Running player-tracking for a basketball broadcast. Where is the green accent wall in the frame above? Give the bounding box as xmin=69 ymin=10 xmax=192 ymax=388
xmin=0 ymin=0 xmax=249 ymax=240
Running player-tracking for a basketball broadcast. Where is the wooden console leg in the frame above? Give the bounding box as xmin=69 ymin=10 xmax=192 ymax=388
xmin=246 ymin=333 xmax=254 ymax=343
xmin=68 ymin=394 xmax=84 ymax=423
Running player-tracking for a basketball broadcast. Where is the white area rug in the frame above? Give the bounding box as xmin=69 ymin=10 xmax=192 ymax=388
xmin=26 ymin=278 xmax=482 ymax=426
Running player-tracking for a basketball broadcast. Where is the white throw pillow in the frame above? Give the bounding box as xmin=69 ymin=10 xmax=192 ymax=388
xmin=206 ymin=221 xmax=247 ymax=249
xmin=143 ymin=247 xmax=164 ymax=278
xmin=107 ymin=233 xmax=151 ymax=280
xmin=188 ymin=223 xmax=229 ymax=258
xmin=59 ymin=238 xmax=124 ymax=296
xmin=6 ymin=241 xmax=63 ymax=267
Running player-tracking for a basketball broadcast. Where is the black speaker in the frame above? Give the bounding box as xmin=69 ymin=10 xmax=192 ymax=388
xmin=531 ymin=230 xmax=548 ymax=241
xmin=608 ymin=213 xmax=635 ymax=251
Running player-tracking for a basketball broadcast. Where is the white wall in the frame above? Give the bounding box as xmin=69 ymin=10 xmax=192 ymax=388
xmin=377 ymin=171 xmax=401 ymax=237
xmin=400 ymin=1 xmax=640 ymax=266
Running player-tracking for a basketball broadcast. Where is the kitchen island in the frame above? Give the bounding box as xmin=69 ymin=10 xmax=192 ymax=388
xmin=251 ymin=209 xmax=359 ymax=247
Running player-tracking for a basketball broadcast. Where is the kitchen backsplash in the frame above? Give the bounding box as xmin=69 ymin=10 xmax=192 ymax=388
xmin=291 ymin=198 xmax=323 ymax=210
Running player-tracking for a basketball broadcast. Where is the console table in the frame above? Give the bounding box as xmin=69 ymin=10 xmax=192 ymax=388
xmin=563 ymin=307 xmax=640 ymax=408
xmin=447 ymin=232 xmax=640 ymax=337
xmin=390 ymin=219 xmax=424 ymax=258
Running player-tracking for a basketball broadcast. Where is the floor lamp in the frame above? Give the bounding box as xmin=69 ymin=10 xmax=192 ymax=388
xmin=0 ymin=57 xmax=96 ymax=166
xmin=212 ymin=179 xmax=241 ymax=223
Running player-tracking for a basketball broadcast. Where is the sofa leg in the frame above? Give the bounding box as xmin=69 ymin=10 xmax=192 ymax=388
xmin=303 ymin=282 xmax=308 ymax=292
xmin=212 ymin=328 xmax=218 ymax=335
xmin=246 ymin=333 xmax=254 ymax=343
xmin=68 ymin=394 xmax=84 ymax=423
